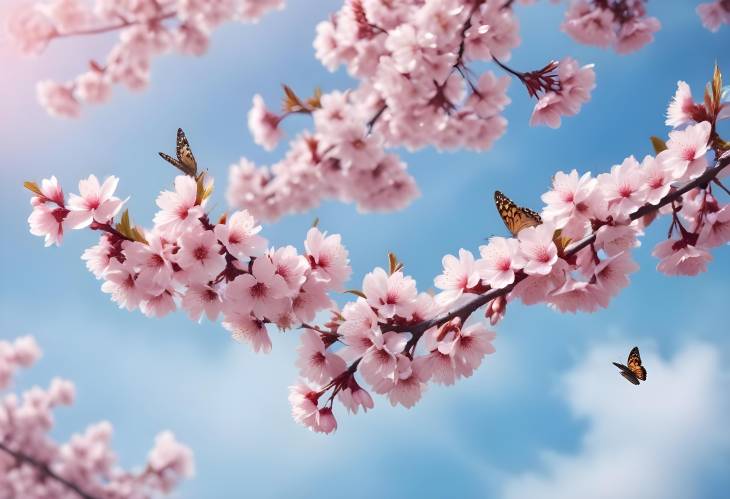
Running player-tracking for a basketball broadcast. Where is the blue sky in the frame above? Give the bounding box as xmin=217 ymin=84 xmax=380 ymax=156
xmin=1 ymin=1 xmax=729 ymax=498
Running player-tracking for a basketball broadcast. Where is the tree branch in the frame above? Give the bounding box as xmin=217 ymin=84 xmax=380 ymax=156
xmin=390 ymin=154 xmax=730 ymax=344
xmin=0 ymin=441 xmax=99 ymax=499
xmin=54 ymin=12 xmax=176 ymax=39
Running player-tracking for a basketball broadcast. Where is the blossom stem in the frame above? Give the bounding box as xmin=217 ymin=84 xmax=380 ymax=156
xmin=53 ymin=12 xmax=176 ymax=39
xmin=0 ymin=441 xmax=99 ymax=499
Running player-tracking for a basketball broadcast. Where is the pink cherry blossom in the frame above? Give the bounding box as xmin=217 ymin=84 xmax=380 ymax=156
xmin=214 ymin=210 xmax=266 ymax=260
xmin=594 ymin=224 xmax=641 ymax=257
xmin=339 ymin=298 xmax=381 ymax=356
xmin=174 ymin=228 xmax=226 ymax=281
xmin=122 ymin=234 xmax=174 ymax=291
xmin=222 ymin=309 xmax=272 ymax=353
xmin=153 ymin=175 xmax=205 ymax=234
xmin=598 ymin=156 xmax=646 ymax=220
xmin=666 ymin=81 xmax=697 ymax=128
xmin=542 ymin=169 xmax=600 ymax=229
xmin=66 ymin=175 xmax=124 ymax=228
xmin=362 ymin=267 xmax=417 ymax=319
xmin=74 ymin=70 xmax=113 ymax=104
xmin=36 ymin=80 xmax=80 ymax=118
xmin=6 ymin=5 xmax=55 ymax=55
xmin=434 ymin=249 xmax=484 ymax=307
xmin=370 ymin=354 xmax=427 ymax=408
xmin=479 ymin=237 xmax=525 ymax=289
xmin=269 ymin=245 xmax=309 ymax=295
xmin=225 ymin=256 xmax=289 ymax=319
xmin=288 ymin=383 xmax=320 ymax=428
xmin=337 ymin=377 xmax=375 ymax=414
xmin=28 ymin=202 xmax=70 ymax=247
xmin=653 ymin=239 xmax=713 ymax=276
xmin=140 ymin=289 xmax=177 ymax=318
xmin=698 ymin=204 xmax=730 ymax=247
xmin=181 ymin=283 xmax=224 ymax=322
xmin=304 ymin=228 xmax=351 ymax=290
xmin=696 ymin=2 xmax=730 ymax=32
xmin=641 ymin=154 xmax=674 ymax=204
xmin=615 ymin=17 xmax=661 ymax=54
xmin=359 ymin=331 xmax=407 ymax=386
xmin=296 ymin=330 xmax=347 ymax=384
xmin=100 ymin=260 xmax=148 ymax=311
xmin=659 ymin=121 xmax=711 ymax=181
xmin=562 ymin=1 xmax=617 ymax=48
xmin=518 ymin=223 xmax=559 ymax=275
xmin=248 ymin=94 xmax=283 ymax=151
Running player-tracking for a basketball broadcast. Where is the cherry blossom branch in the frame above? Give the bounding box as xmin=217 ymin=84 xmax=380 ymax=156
xmin=53 ymin=12 xmax=176 ymax=39
xmin=399 ymin=154 xmax=730 ymax=343
xmin=5 ymin=0 xmax=287 ymax=117
xmin=0 ymin=442 xmax=98 ymax=499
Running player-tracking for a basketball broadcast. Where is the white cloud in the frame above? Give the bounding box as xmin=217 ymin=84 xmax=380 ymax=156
xmin=499 ymin=342 xmax=730 ymax=499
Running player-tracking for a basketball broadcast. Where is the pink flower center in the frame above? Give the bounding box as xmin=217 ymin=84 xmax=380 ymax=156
xmin=204 ymin=289 xmax=218 ymax=302
xmin=649 ymin=175 xmax=664 ymax=189
xmin=497 ymin=258 xmax=511 ymax=272
xmin=535 ymin=247 xmax=551 ymax=263
xmin=561 ymin=191 xmax=574 ymax=203
xmin=178 ymin=207 xmax=190 ymax=220
xmin=618 ymin=183 xmax=634 ymax=198
xmin=52 ymin=207 xmax=69 ymax=223
xmin=149 ymin=254 xmax=164 ymax=268
xmin=228 ymin=231 xmax=242 ymax=245
xmin=384 ymin=291 xmax=399 ymax=305
xmin=250 ymin=282 xmax=268 ymax=298
xmin=681 ymin=146 xmax=696 ymax=161
xmin=310 ymin=352 xmax=326 ymax=366
xmin=193 ymin=246 xmax=208 ymax=261
xmin=86 ymin=197 xmax=100 ymax=210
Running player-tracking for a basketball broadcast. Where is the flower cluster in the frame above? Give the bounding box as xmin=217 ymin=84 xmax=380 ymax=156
xmin=26 ymin=166 xmax=351 ymax=351
xmin=0 ymin=335 xmax=194 ymax=498
xmin=696 ymin=0 xmax=730 ymax=32
xmin=5 ymin=0 xmax=285 ymax=117
xmin=26 ymin=69 xmax=729 ymax=434
xmin=561 ymin=0 xmax=661 ymax=53
xmin=283 ymin=69 xmax=729 ymax=433
xmin=228 ymin=0 xmax=597 ymax=221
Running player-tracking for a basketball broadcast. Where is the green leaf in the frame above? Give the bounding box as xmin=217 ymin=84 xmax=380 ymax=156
xmin=23 ymin=181 xmax=43 ymax=197
xmin=650 ymin=136 xmax=667 ymax=154
xmin=345 ymin=289 xmax=367 ymax=299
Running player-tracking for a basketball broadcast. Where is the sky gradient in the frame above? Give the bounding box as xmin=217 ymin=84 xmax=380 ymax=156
xmin=1 ymin=1 xmax=729 ymax=498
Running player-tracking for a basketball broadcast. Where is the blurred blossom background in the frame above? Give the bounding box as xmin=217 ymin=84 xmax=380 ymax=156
xmin=1 ymin=1 xmax=729 ymax=498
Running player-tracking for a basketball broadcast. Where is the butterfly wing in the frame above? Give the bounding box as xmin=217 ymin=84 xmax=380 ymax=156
xmin=158 ymin=152 xmax=186 ymax=172
xmin=620 ymin=370 xmax=641 ymax=385
xmin=627 ymin=346 xmax=647 ymax=381
xmin=494 ymin=191 xmax=542 ymax=237
xmin=612 ymin=362 xmax=641 ymax=385
xmin=175 ymin=128 xmax=197 ymax=176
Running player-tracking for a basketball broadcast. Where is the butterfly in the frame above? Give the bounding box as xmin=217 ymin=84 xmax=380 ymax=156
xmin=158 ymin=128 xmax=197 ymax=176
xmin=612 ymin=346 xmax=647 ymax=385
xmin=494 ymin=190 xmax=542 ymax=237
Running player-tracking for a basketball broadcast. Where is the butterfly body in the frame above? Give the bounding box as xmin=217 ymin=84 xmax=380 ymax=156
xmin=613 ymin=346 xmax=647 ymax=385
xmin=159 ymin=128 xmax=197 ymax=176
xmin=494 ymin=190 xmax=542 ymax=237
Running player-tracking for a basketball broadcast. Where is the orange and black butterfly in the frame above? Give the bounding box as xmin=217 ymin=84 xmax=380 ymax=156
xmin=159 ymin=128 xmax=197 ymax=176
xmin=494 ymin=191 xmax=542 ymax=237
xmin=612 ymin=346 xmax=647 ymax=385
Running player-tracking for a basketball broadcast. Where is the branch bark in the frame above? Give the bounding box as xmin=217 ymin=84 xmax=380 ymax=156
xmin=0 ymin=441 xmax=99 ymax=499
